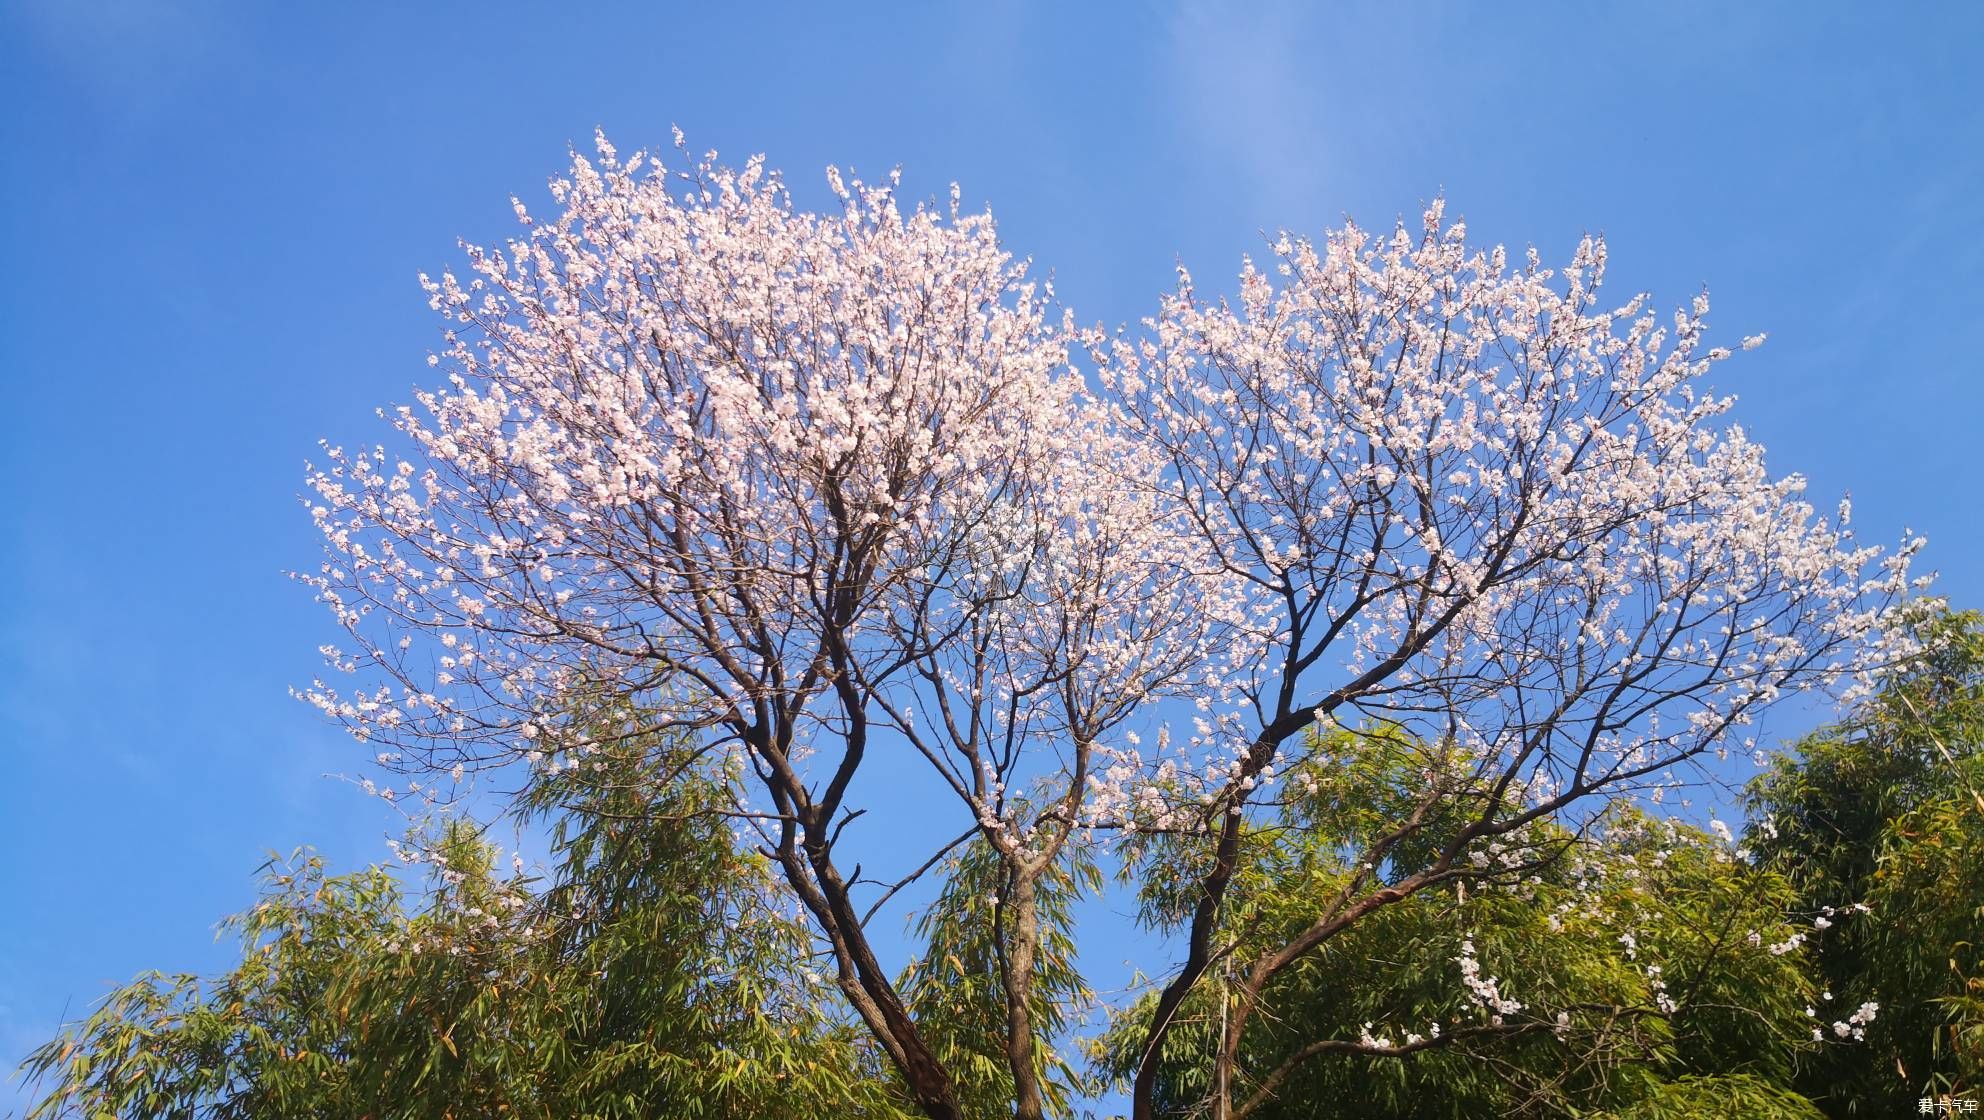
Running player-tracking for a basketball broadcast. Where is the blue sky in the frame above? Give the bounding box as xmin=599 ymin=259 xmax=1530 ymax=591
xmin=2 ymin=0 xmax=1980 ymax=1108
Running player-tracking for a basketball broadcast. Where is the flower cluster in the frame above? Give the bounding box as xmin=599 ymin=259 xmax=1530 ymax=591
xmin=1455 ymin=936 xmax=1523 ymax=1022
xmin=1097 ymin=201 xmax=1924 ymax=828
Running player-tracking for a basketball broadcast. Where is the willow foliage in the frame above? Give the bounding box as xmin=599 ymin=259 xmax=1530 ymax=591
xmin=21 ymin=729 xmax=904 ymax=1120
xmin=1100 ymin=730 xmax=1824 ymax=1119
xmin=1748 ymin=608 xmax=1984 ymax=1114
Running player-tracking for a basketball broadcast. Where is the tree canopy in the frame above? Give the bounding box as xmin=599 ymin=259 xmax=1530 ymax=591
xmin=1747 ymin=609 xmax=1984 ymax=1113
xmin=20 ymin=726 xmax=900 ymax=1119
xmin=1100 ymin=728 xmax=1828 ymax=1119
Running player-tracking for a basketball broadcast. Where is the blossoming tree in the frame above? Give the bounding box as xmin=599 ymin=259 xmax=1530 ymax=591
xmin=302 ymin=136 xmax=1922 ymax=1120
xmin=1098 ymin=205 xmax=1921 ymax=1117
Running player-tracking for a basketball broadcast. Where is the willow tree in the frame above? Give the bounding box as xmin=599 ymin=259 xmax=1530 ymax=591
xmin=299 ymin=135 xmax=1923 ymax=1119
xmin=1747 ymin=609 xmax=1984 ymax=1113
xmin=20 ymin=724 xmax=894 ymax=1119
xmin=1101 ymin=732 xmax=1830 ymax=1119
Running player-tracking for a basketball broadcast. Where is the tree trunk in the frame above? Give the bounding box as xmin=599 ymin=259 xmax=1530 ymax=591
xmin=1001 ymin=870 xmax=1049 ymax=1120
